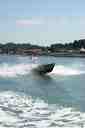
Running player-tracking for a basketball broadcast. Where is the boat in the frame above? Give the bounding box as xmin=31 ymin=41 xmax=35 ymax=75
xmin=33 ymin=63 xmax=55 ymax=75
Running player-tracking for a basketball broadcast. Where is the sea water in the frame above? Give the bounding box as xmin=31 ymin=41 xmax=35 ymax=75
xmin=0 ymin=55 xmax=85 ymax=128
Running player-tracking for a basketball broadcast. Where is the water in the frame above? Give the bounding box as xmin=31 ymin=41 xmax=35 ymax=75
xmin=0 ymin=55 xmax=85 ymax=128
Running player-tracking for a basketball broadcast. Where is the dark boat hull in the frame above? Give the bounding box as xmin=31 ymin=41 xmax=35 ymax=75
xmin=33 ymin=63 xmax=55 ymax=75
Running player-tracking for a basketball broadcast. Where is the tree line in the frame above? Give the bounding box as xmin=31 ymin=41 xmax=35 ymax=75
xmin=49 ymin=39 xmax=85 ymax=52
xmin=0 ymin=39 xmax=85 ymax=53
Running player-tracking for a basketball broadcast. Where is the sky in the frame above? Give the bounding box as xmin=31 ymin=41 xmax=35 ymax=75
xmin=0 ymin=0 xmax=85 ymax=46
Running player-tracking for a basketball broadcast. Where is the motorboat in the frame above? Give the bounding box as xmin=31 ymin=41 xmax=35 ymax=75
xmin=33 ymin=63 xmax=55 ymax=75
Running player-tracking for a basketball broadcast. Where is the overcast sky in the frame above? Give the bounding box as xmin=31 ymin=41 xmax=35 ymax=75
xmin=0 ymin=0 xmax=85 ymax=45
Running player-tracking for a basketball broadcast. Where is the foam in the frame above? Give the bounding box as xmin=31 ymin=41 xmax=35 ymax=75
xmin=0 ymin=91 xmax=85 ymax=128
xmin=0 ymin=63 xmax=37 ymax=77
xmin=51 ymin=65 xmax=85 ymax=76
xmin=0 ymin=63 xmax=84 ymax=78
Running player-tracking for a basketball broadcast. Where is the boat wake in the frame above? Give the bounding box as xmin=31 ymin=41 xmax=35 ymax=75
xmin=0 ymin=63 xmax=37 ymax=78
xmin=0 ymin=91 xmax=85 ymax=128
xmin=0 ymin=63 xmax=85 ymax=78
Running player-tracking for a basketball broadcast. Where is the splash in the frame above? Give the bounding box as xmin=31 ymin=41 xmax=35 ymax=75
xmin=51 ymin=65 xmax=85 ymax=76
xmin=0 ymin=63 xmax=85 ymax=78
xmin=0 ymin=91 xmax=85 ymax=128
xmin=0 ymin=63 xmax=37 ymax=77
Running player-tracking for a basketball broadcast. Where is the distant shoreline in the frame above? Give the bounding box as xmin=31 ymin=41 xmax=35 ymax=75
xmin=0 ymin=39 xmax=85 ymax=57
xmin=47 ymin=52 xmax=85 ymax=58
xmin=0 ymin=52 xmax=85 ymax=58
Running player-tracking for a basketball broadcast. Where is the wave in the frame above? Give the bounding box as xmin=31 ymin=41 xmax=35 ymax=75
xmin=0 ymin=91 xmax=85 ymax=128
xmin=0 ymin=63 xmax=85 ymax=78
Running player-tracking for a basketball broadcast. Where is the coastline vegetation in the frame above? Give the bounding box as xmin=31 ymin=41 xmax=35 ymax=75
xmin=0 ymin=39 xmax=85 ymax=57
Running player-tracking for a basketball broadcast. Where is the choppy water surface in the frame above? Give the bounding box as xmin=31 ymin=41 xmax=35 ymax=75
xmin=0 ymin=55 xmax=85 ymax=128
